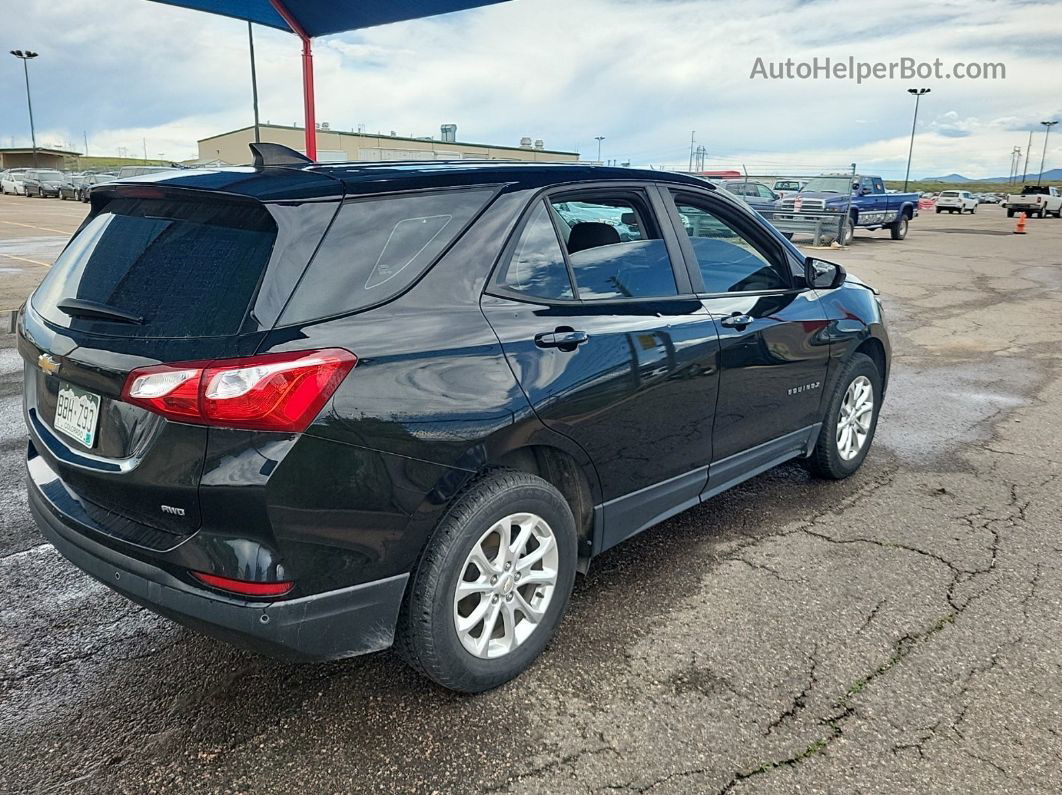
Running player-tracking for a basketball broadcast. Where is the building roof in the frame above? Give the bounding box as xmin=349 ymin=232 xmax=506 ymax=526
xmin=96 ymin=160 xmax=711 ymax=203
xmin=199 ymin=124 xmax=578 ymax=157
xmin=0 ymin=147 xmax=82 ymax=156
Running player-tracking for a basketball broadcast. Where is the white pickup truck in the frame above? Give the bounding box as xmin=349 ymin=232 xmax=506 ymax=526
xmin=1005 ymin=185 xmax=1062 ymax=218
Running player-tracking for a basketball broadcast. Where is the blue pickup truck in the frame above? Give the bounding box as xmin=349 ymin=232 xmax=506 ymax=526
xmin=770 ymin=174 xmax=919 ymax=244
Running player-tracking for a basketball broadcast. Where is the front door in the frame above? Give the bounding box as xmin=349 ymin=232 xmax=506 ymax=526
xmin=482 ymin=186 xmax=721 ymax=550
xmin=662 ymin=188 xmax=831 ymax=491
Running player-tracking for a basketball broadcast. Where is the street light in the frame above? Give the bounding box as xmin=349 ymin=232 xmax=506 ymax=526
xmin=903 ymin=88 xmax=931 ymax=192
xmin=10 ymin=50 xmax=39 ymax=168
xmin=1038 ymin=120 xmax=1058 ymax=185
xmin=594 ymin=136 xmax=605 ymax=164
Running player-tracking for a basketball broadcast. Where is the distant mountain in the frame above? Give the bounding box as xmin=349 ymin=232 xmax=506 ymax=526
xmin=922 ymin=168 xmax=1062 ymax=183
xmin=923 ymin=173 xmax=971 ymax=182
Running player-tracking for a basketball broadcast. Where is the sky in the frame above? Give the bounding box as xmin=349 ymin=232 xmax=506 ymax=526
xmin=4 ymin=0 xmax=1062 ymax=179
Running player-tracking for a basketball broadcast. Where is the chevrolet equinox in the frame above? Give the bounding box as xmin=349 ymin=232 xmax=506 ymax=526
xmin=20 ymin=144 xmax=890 ymax=692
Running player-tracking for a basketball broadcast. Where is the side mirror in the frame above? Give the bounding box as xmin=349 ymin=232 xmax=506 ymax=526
xmin=805 ymin=257 xmax=846 ymax=289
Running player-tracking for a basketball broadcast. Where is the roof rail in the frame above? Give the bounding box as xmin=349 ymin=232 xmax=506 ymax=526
xmin=249 ymin=142 xmax=314 ymax=168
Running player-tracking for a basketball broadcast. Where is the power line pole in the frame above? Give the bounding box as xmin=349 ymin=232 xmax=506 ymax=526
xmin=1022 ymin=129 xmax=1033 ymax=183
xmin=83 ymin=130 xmax=88 ymax=158
xmin=688 ymin=130 xmax=695 ymax=173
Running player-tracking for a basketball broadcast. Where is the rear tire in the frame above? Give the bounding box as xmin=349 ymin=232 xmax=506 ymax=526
xmin=396 ymin=470 xmax=577 ymax=693
xmin=1007 ymin=209 xmax=1015 ymax=218
xmin=804 ymin=353 xmax=881 ymax=480
xmin=890 ymin=215 xmax=908 ymax=240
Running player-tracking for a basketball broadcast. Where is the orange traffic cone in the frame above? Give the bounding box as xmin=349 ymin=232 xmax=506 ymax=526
xmin=1014 ymin=211 xmax=1027 ymax=234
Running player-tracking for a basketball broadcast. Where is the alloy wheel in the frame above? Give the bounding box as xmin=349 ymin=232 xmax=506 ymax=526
xmin=836 ymin=375 xmax=874 ymax=461
xmin=453 ymin=512 xmax=559 ymax=659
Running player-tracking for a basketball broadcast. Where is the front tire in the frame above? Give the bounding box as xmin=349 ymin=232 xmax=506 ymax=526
xmin=397 ymin=470 xmax=577 ymax=693
xmin=805 ymin=353 xmax=881 ymax=480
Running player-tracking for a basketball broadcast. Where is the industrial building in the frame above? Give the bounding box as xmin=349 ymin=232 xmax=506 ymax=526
xmin=196 ymin=123 xmax=579 ymax=165
xmin=0 ymin=147 xmax=81 ymax=170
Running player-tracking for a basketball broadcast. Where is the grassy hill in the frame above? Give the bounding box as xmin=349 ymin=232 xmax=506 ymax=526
xmin=885 ymin=179 xmax=1020 ymax=194
xmin=65 ymin=155 xmax=171 ymax=172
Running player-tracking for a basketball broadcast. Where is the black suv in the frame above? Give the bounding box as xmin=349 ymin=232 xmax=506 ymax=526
xmin=20 ymin=147 xmax=889 ymax=692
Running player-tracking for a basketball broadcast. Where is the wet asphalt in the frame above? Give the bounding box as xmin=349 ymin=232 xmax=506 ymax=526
xmin=1 ymin=197 xmax=1061 ymax=793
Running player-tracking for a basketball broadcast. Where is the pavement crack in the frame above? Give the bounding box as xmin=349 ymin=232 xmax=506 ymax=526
xmin=765 ymin=644 xmax=818 ymax=736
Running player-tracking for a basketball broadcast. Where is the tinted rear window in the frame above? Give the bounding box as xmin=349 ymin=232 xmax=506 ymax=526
xmin=279 ymin=188 xmax=495 ymax=323
xmin=32 ymin=197 xmax=277 ymax=337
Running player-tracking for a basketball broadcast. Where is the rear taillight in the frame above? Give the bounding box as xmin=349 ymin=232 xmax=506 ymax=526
xmin=192 ymin=571 xmax=294 ymax=597
xmin=122 ymin=348 xmax=356 ymax=432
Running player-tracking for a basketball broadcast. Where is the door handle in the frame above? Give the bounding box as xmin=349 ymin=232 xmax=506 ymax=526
xmin=535 ymin=329 xmax=590 ymax=349
xmin=719 ymin=314 xmax=753 ymax=328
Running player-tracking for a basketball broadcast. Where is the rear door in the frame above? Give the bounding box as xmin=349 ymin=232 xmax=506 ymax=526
xmin=20 ymin=190 xmax=336 ymax=545
xmin=482 ymin=185 xmax=721 ymax=549
xmin=661 ymin=188 xmax=831 ymax=488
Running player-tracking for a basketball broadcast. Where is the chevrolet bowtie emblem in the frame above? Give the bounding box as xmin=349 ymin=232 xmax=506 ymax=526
xmin=37 ymin=354 xmax=61 ymax=376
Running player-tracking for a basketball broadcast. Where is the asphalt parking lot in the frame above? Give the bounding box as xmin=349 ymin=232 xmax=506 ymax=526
xmin=2 ymin=193 xmax=1061 ymax=793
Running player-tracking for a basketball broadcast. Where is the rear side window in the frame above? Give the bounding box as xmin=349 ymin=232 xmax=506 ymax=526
xmin=550 ymin=195 xmax=677 ymax=300
xmin=32 ymin=197 xmax=277 ymax=337
xmin=280 ymin=188 xmax=495 ymax=323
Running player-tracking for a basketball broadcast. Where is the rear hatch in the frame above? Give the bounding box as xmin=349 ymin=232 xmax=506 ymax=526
xmin=21 ymin=186 xmax=336 ymax=548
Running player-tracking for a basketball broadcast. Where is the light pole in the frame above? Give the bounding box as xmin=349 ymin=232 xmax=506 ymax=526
xmin=10 ymin=50 xmax=39 ymax=168
xmin=1038 ymin=120 xmax=1057 ymax=185
xmin=903 ymin=88 xmax=930 ymax=192
xmin=594 ymin=136 xmax=605 ymax=164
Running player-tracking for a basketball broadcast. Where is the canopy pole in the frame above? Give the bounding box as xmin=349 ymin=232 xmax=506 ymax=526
xmin=268 ymin=0 xmax=317 ymax=160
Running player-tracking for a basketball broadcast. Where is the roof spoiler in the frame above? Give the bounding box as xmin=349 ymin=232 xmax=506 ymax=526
xmin=249 ymin=142 xmax=314 ymax=168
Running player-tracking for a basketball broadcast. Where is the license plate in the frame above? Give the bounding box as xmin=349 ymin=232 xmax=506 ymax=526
xmin=54 ymin=382 xmax=101 ymax=449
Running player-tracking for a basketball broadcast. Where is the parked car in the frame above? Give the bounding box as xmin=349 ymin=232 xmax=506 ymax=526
xmin=1 ymin=168 xmax=30 ymax=195
xmin=773 ymin=174 xmax=919 ymax=243
xmin=21 ymin=169 xmax=66 ymax=198
xmin=59 ymin=174 xmax=84 ymax=201
xmin=772 ymin=179 xmax=806 ymax=197
xmin=116 ymin=165 xmax=178 ymax=179
xmin=935 ymin=190 xmax=978 ymax=214
xmin=976 ymin=193 xmax=996 ymax=204
xmin=77 ymin=172 xmax=117 ymax=202
xmin=552 ymin=200 xmax=641 ymax=241
xmin=1004 ymin=185 xmax=1062 ymax=218
xmin=718 ymin=179 xmax=781 ymax=212
xmin=19 ymin=149 xmax=890 ymax=692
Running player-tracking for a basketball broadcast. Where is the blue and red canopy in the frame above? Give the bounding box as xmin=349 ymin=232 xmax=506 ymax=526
xmin=147 ymin=0 xmax=510 ymax=158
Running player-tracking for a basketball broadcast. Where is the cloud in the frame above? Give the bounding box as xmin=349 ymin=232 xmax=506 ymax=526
xmin=3 ymin=0 xmax=1060 ymax=178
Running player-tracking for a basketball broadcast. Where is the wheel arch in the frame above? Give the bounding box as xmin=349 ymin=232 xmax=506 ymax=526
xmin=854 ymin=336 xmax=888 ymax=394
xmin=405 ymin=422 xmax=602 ymax=581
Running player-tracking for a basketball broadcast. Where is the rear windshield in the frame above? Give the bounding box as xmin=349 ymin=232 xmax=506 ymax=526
xmin=1020 ymin=186 xmax=1047 ymax=195
xmin=278 ymin=187 xmax=495 ymax=323
xmin=940 ymin=191 xmax=960 ymax=197
xmin=32 ymin=197 xmax=277 ymax=337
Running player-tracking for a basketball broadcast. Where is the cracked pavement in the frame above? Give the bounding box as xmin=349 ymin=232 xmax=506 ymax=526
xmin=1 ymin=197 xmax=1061 ymax=793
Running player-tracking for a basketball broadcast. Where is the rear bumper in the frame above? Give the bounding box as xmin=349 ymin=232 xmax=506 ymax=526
xmin=28 ymin=467 xmax=409 ymax=662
